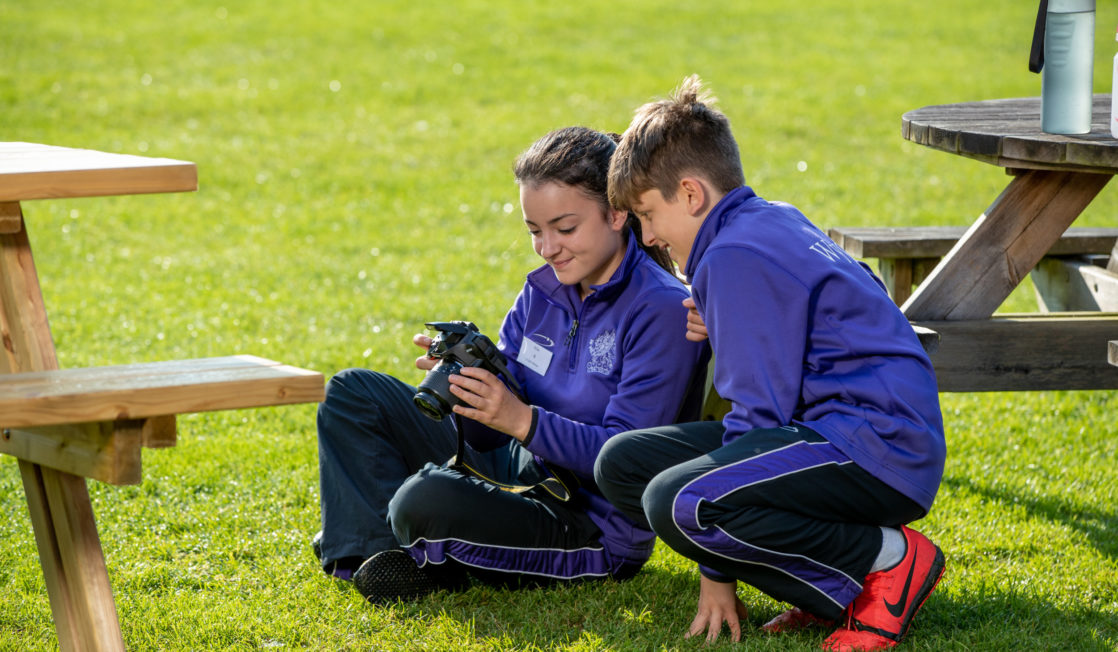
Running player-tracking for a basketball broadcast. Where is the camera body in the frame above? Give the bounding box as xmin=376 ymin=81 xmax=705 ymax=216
xmin=413 ymin=321 xmax=518 ymax=421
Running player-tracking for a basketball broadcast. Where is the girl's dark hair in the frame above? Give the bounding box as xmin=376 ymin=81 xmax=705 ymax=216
xmin=513 ymin=126 xmax=675 ymax=275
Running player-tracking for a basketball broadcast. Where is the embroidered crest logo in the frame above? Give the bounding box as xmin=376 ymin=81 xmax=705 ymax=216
xmin=586 ymin=329 xmax=616 ymax=375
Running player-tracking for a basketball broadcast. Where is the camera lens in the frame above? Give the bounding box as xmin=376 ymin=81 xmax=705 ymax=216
xmin=412 ymin=360 xmax=461 ymax=421
xmin=413 ymin=389 xmax=450 ymax=421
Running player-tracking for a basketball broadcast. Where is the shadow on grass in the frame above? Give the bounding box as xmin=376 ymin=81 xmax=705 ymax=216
xmin=942 ymin=474 xmax=1118 ymax=560
xmin=351 ymin=560 xmax=1118 ymax=650
xmin=919 ymin=585 xmax=1118 ymax=650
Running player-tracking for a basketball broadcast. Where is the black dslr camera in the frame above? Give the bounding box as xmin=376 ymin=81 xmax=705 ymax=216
xmin=413 ymin=321 xmax=521 ymax=421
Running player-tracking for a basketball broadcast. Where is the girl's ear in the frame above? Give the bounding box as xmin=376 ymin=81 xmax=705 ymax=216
xmin=608 ymin=207 xmax=628 ymax=232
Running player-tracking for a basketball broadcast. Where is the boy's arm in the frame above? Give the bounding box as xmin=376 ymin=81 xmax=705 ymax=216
xmin=695 ymin=246 xmax=809 ymax=439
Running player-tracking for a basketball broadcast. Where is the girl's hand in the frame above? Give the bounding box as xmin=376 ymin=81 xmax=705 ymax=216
xmin=413 ymin=333 xmax=437 ymax=371
xmin=685 ymin=575 xmax=748 ymax=643
xmin=682 ymin=297 xmax=708 ymax=342
xmin=449 ymin=366 xmax=533 ymax=441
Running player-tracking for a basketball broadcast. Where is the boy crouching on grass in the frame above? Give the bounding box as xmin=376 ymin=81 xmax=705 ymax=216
xmin=594 ymin=75 xmax=947 ymax=651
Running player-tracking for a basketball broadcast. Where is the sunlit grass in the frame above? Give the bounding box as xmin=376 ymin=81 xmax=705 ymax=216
xmin=1 ymin=0 xmax=1117 ymax=649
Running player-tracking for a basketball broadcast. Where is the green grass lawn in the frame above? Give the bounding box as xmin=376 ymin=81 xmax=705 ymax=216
xmin=2 ymin=0 xmax=1117 ymax=649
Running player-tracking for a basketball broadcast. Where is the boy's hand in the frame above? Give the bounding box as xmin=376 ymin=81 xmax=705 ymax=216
xmin=686 ymin=575 xmax=748 ymax=643
xmin=448 ymin=366 xmax=533 ymax=441
xmin=682 ymin=297 xmax=708 ymax=342
xmin=413 ymin=333 xmax=437 ymax=371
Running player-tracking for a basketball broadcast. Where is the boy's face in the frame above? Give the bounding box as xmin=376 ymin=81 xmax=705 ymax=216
xmin=631 ymin=188 xmax=704 ymax=270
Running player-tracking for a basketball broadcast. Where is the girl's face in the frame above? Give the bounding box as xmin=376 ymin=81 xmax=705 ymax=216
xmin=520 ymin=181 xmax=627 ymax=298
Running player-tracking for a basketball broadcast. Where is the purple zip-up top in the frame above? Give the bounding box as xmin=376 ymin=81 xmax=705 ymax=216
xmin=684 ymin=186 xmax=945 ymax=512
xmin=461 ymin=236 xmax=708 ymax=565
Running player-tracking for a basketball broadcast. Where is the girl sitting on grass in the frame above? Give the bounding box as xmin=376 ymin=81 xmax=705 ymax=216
xmin=314 ymin=125 xmax=708 ymax=603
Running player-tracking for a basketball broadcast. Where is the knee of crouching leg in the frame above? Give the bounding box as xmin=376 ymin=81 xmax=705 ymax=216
xmin=641 ymin=470 xmax=689 ymax=537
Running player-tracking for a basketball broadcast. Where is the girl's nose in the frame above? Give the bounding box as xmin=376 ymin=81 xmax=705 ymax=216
xmin=540 ymin=232 xmax=561 ymax=257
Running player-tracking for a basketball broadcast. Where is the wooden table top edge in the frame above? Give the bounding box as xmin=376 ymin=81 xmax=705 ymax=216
xmin=901 ymin=95 xmax=1118 ymax=171
xmin=0 ymin=142 xmax=198 ymax=201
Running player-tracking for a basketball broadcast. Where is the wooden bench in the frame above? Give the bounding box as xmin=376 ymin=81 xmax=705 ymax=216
xmin=0 ymin=143 xmax=327 ymax=651
xmin=827 ymin=226 xmax=1118 ymax=307
xmin=0 ymin=356 xmax=324 ymax=485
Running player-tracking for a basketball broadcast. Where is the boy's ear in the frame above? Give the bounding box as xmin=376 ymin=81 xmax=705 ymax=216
xmin=678 ymin=177 xmax=709 ymax=217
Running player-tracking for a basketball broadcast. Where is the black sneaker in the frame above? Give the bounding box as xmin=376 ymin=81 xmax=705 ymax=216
xmin=354 ymin=549 xmax=471 ymax=604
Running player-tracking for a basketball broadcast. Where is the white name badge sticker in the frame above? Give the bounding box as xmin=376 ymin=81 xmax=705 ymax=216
xmin=518 ymin=338 xmax=553 ymax=376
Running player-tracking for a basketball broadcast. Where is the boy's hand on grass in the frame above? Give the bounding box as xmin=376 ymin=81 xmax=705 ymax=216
xmin=448 ymin=366 xmax=534 ymax=441
xmin=682 ymin=297 xmax=708 ymax=342
xmin=686 ymin=575 xmax=748 ymax=643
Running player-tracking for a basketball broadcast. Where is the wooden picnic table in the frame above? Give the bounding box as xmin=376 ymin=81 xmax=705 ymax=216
xmin=0 ymin=143 xmax=325 ymax=651
xmin=899 ymin=96 xmax=1118 ymax=391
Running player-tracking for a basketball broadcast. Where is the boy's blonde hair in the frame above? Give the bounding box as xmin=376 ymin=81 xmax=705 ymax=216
xmin=608 ymin=75 xmax=745 ymax=210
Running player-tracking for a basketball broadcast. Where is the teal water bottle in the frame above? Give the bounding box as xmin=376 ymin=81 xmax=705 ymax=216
xmin=1030 ymin=0 xmax=1096 ymax=135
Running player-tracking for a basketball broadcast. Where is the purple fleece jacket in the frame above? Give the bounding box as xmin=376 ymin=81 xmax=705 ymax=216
xmin=684 ymin=186 xmax=946 ymax=513
xmin=461 ymin=235 xmax=708 ymax=565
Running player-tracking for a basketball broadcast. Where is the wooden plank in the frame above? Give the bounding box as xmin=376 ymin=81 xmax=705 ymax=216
xmin=1031 ymin=257 xmax=1118 ymax=312
xmin=1 ymin=208 xmax=58 ymax=373
xmin=1107 ymin=237 xmax=1118 ymax=275
xmin=21 ymin=462 xmax=125 ymax=651
xmin=828 ymin=226 xmax=966 ymax=258
xmin=1 ymin=421 xmax=142 ymax=485
xmin=1032 ymin=257 xmax=1102 ymax=311
xmin=912 ymin=313 xmax=1118 ymax=391
xmin=0 ymin=353 xmax=288 ymax=387
xmin=0 ymin=356 xmax=325 ymax=429
xmin=826 ymin=226 xmax=1118 ymax=260
xmin=878 ymin=259 xmax=914 ymax=305
xmin=903 ymin=170 xmax=1111 ymax=320
xmin=0 ymin=201 xmax=20 ymax=233
xmin=1 ymin=205 xmax=124 ymax=650
xmin=0 ymin=142 xmax=196 ymax=202
xmin=911 ymin=324 xmax=940 ymax=355
xmin=138 ymin=415 xmax=177 ymax=448
xmin=902 ymin=95 xmax=1118 ymax=172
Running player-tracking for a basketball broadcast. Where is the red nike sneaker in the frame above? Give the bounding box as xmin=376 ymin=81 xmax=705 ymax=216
xmin=761 ymin=607 xmax=834 ymax=634
xmin=821 ymin=526 xmax=945 ymax=651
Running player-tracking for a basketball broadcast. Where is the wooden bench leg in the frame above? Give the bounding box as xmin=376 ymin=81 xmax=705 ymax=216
xmin=3 ymin=206 xmax=125 ymax=651
xmin=20 ymin=461 xmax=124 ymax=652
xmin=877 ymin=258 xmax=914 ymax=306
xmin=879 ymin=257 xmax=944 ymax=307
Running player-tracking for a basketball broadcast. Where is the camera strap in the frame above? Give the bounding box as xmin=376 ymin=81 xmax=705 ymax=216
xmin=446 ymin=416 xmax=579 ymax=502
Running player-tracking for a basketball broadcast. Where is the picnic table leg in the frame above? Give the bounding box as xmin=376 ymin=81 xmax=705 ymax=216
xmin=902 ymin=170 xmax=1112 ymax=321
xmin=2 ymin=204 xmax=125 ymax=652
xmin=20 ymin=462 xmax=125 ymax=651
